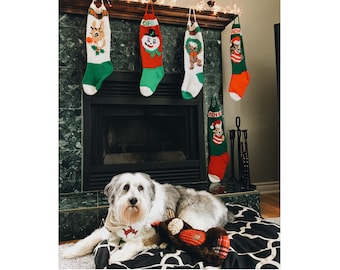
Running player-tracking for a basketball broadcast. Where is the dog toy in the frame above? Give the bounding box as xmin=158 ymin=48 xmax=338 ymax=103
xmin=154 ymin=217 xmax=230 ymax=266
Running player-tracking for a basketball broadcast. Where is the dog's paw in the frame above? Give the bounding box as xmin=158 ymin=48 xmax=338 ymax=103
xmin=108 ymin=247 xmax=137 ymax=264
xmin=62 ymin=245 xmax=80 ymax=259
xmin=143 ymin=234 xmax=160 ymax=246
xmin=108 ymin=251 xmax=122 ymax=265
xmin=62 ymin=242 xmax=93 ymax=258
xmin=108 ymin=256 xmax=116 ymax=265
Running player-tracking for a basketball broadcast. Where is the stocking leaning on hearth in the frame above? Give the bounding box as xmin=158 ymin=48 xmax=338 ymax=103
xmin=207 ymin=95 xmax=230 ymax=183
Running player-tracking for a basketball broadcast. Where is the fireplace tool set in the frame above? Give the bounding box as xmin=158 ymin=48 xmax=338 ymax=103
xmin=229 ymin=116 xmax=256 ymax=191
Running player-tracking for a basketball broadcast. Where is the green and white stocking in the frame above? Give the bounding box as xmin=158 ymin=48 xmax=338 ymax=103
xmin=181 ymin=8 xmax=204 ymax=100
xmin=82 ymin=0 xmax=113 ymax=95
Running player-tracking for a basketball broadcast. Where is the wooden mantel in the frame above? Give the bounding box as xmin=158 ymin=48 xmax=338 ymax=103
xmin=60 ymin=0 xmax=237 ymax=30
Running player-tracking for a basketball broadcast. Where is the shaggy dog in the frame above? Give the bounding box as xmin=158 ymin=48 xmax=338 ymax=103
xmin=62 ymin=172 xmax=233 ymax=264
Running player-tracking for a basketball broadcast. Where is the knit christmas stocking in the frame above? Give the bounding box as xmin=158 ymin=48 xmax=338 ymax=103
xmin=82 ymin=0 xmax=113 ymax=95
xmin=228 ymin=18 xmax=250 ymax=101
xmin=181 ymin=8 xmax=204 ymax=100
xmin=139 ymin=3 xmax=164 ymax=97
xmin=208 ymin=96 xmax=230 ymax=183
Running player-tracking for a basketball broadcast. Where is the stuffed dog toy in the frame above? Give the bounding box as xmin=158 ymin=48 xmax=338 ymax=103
xmin=154 ymin=217 xmax=230 ymax=266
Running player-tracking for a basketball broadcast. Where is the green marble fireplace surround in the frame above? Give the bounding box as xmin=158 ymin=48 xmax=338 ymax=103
xmin=59 ymin=6 xmax=259 ymax=242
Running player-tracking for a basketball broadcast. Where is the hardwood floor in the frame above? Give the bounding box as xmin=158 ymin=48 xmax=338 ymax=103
xmin=260 ymin=192 xmax=280 ymax=218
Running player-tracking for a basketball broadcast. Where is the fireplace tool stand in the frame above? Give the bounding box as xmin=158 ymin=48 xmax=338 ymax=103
xmin=229 ymin=116 xmax=256 ymax=192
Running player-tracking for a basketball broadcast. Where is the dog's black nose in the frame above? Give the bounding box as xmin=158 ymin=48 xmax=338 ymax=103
xmin=129 ymin=197 xmax=137 ymax=206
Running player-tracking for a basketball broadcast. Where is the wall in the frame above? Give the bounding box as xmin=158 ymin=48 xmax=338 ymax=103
xmin=221 ymin=0 xmax=280 ymax=184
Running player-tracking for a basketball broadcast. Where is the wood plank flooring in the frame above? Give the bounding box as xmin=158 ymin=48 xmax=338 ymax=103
xmin=260 ymin=192 xmax=280 ymax=218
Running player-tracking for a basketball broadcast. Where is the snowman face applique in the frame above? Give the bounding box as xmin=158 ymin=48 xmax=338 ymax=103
xmin=142 ymin=29 xmax=161 ymax=53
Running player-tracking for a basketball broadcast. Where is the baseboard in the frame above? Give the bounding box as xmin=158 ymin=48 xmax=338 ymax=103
xmin=254 ymin=181 xmax=280 ymax=194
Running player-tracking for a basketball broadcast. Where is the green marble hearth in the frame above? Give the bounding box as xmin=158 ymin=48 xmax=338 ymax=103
xmin=215 ymin=190 xmax=260 ymax=213
xmin=59 ymin=190 xmax=260 ymax=242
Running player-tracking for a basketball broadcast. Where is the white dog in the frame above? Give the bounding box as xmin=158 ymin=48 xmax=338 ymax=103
xmin=62 ymin=172 xmax=233 ymax=264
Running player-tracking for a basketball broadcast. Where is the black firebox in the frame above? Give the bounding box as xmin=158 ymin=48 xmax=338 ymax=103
xmin=83 ymin=72 xmax=206 ymax=191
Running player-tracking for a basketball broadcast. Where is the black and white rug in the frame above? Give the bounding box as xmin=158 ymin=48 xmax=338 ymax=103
xmin=59 ymin=203 xmax=280 ymax=269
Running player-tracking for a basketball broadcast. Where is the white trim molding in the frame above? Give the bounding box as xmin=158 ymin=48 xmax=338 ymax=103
xmin=254 ymin=181 xmax=280 ymax=194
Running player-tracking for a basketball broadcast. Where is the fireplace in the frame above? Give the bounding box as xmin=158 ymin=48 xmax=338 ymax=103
xmin=83 ymin=71 xmax=207 ymax=190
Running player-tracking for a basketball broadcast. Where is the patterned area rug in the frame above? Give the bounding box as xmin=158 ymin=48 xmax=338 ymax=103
xmin=59 ymin=205 xmax=280 ymax=269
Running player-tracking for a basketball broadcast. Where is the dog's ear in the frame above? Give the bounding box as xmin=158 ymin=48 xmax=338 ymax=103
xmin=104 ymin=174 xmax=123 ymax=205
xmin=104 ymin=182 xmax=113 ymax=197
xmin=104 ymin=174 xmax=121 ymax=198
xmin=104 ymin=183 xmax=115 ymax=206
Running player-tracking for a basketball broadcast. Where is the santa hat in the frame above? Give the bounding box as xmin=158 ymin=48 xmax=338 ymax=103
xmin=231 ymin=36 xmax=240 ymax=44
xmin=210 ymin=120 xmax=222 ymax=130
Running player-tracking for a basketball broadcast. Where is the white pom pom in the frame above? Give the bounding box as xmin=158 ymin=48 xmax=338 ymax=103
xmin=168 ymin=218 xmax=184 ymax=235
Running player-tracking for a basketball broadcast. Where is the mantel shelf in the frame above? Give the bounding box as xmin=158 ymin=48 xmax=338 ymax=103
xmin=60 ymin=0 xmax=237 ymax=30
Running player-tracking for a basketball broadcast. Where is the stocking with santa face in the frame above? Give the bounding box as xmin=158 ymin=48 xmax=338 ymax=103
xmin=139 ymin=2 xmax=164 ymax=97
xmin=207 ymin=96 xmax=230 ymax=183
xmin=228 ymin=18 xmax=250 ymax=101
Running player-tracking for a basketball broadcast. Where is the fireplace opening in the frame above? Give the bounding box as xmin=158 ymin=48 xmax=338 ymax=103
xmin=101 ymin=105 xmax=198 ymax=165
xmin=83 ymin=72 xmax=207 ymax=191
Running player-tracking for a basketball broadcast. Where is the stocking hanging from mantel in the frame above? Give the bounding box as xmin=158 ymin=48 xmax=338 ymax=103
xmin=207 ymin=95 xmax=230 ymax=183
xmin=228 ymin=16 xmax=250 ymax=101
xmin=181 ymin=8 xmax=204 ymax=100
xmin=82 ymin=0 xmax=113 ymax=95
xmin=139 ymin=2 xmax=165 ymax=97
